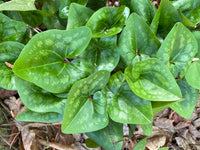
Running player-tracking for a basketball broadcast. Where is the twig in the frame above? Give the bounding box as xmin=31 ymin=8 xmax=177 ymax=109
xmin=9 ymin=132 xmax=20 ymax=149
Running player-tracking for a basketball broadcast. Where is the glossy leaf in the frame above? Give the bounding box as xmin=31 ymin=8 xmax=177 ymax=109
xmin=185 ymin=60 xmax=200 ymax=89
xmin=170 ymin=80 xmax=199 ymax=119
xmin=15 ymin=77 xmax=66 ymax=114
xmin=193 ymin=31 xmax=200 ymax=58
xmin=172 ymin=0 xmax=200 ymax=12
xmin=125 ymin=58 xmax=182 ymax=101
xmin=86 ymin=120 xmax=123 ymax=150
xmin=156 ymin=23 xmax=198 ymax=77
xmin=106 ymin=71 xmax=153 ymax=124
xmin=59 ymin=0 xmax=88 ymax=18
xmin=134 ymin=137 xmax=147 ymax=150
xmin=86 ymin=6 xmax=129 ymax=37
xmin=0 ymin=13 xmax=26 ymax=41
xmin=15 ymin=109 xmax=63 ymax=123
xmin=150 ymin=0 xmax=182 ymax=38
xmin=0 ymin=0 xmax=36 ymax=11
xmin=141 ymin=123 xmax=152 ymax=136
xmin=130 ymin=0 xmax=156 ymax=24
xmin=0 ymin=41 xmax=24 ymax=90
xmin=81 ymin=35 xmax=120 ymax=72
xmin=62 ymin=70 xmax=110 ymax=134
xmin=67 ymin=3 xmax=94 ymax=30
xmin=13 ymin=27 xmax=92 ymax=93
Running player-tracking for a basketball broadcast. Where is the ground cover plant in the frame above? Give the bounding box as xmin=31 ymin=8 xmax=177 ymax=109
xmin=0 ymin=0 xmax=200 ymax=149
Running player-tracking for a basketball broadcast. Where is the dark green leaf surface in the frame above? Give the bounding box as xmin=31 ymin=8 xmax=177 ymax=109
xmin=141 ymin=123 xmax=152 ymax=136
xmin=86 ymin=120 xmax=123 ymax=150
xmin=15 ymin=77 xmax=66 ymax=114
xmin=85 ymin=139 xmax=100 ymax=148
xmin=62 ymin=70 xmax=110 ymax=133
xmin=172 ymin=0 xmax=200 ymax=12
xmin=106 ymin=71 xmax=153 ymax=124
xmin=86 ymin=6 xmax=129 ymax=37
xmin=0 ymin=0 xmax=36 ymax=11
xmin=170 ymin=80 xmax=199 ymax=119
xmin=13 ymin=27 xmax=92 ymax=93
xmin=187 ymin=6 xmax=200 ymax=24
xmin=185 ymin=60 xmax=200 ymax=89
xmin=42 ymin=0 xmax=58 ymax=15
xmin=0 ymin=13 xmax=26 ymax=41
xmin=15 ymin=109 xmax=63 ymax=123
xmin=134 ymin=137 xmax=147 ymax=150
xmin=156 ymin=23 xmax=198 ymax=77
xmin=86 ymin=0 xmax=106 ymax=11
xmin=67 ymin=3 xmax=94 ymax=30
xmin=125 ymin=58 xmax=182 ymax=101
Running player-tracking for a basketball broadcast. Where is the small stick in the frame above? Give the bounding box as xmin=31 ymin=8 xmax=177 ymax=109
xmin=5 ymin=62 xmax=13 ymax=69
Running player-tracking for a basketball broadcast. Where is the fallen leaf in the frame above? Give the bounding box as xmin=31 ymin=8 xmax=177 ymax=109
xmin=146 ymin=135 xmax=166 ymax=150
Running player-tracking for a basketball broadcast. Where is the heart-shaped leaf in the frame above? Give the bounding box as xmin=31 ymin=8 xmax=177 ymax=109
xmin=156 ymin=22 xmax=198 ymax=77
xmin=0 ymin=41 xmax=24 ymax=90
xmin=0 ymin=13 xmax=26 ymax=41
xmin=13 ymin=27 xmax=92 ymax=93
xmin=15 ymin=109 xmax=63 ymax=123
xmin=170 ymin=79 xmax=199 ymax=119
xmin=141 ymin=123 xmax=152 ymax=136
xmin=106 ymin=71 xmax=153 ymax=124
xmin=15 ymin=77 xmax=66 ymax=114
xmin=86 ymin=120 xmax=123 ymax=150
xmin=125 ymin=58 xmax=182 ymax=101
xmin=134 ymin=137 xmax=147 ymax=150
xmin=86 ymin=6 xmax=129 ymax=37
xmin=67 ymin=3 xmax=94 ymax=30
xmin=62 ymin=70 xmax=110 ymax=134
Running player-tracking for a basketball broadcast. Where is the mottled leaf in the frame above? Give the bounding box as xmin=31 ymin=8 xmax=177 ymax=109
xmin=134 ymin=137 xmax=147 ymax=150
xmin=15 ymin=109 xmax=63 ymax=123
xmin=193 ymin=31 xmax=200 ymax=58
xmin=67 ymin=3 xmax=94 ymax=30
xmin=0 ymin=0 xmax=36 ymax=11
xmin=172 ymin=0 xmax=200 ymax=12
xmin=141 ymin=123 xmax=152 ymax=136
xmin=86 ymin=6 xmax=129 ymax=37
xmin=0 ymin=13 xmax=26 ymax=41
xmin=13 ymin=27 xmax=92 ymax=93
xmin=178 ymin=9 xmax=195 ymax=27
xmin=42 ymin=0 xmax=58 ymax=15
xmin=170 ymin=80 xmax=199 ymax=119
xmin=125 ymin=58 xmax=182 ymax=101
xmin=187 ymin=6 xmax=200 ymax=24
xmin=106 ymin=71 xmax=153 ymax=124
xmin=156 ymin=22 xmax=198 ymax=77
xmin=15 ymin=77 xmax=66 ymax=114
xmin=86 ymin=120 xmax=123 ymax=150
xmin=62 ymin=70 xmax=110 ymax=134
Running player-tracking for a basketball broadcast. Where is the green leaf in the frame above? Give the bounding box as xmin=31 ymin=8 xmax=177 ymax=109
xmin=81 ymin=35 xmax=120 ymax=72
xmin=158 ymin=147 xmax=169 ymax=150
xmin=185 ymin=60 xmax=200 ymax=89
xmin=156 ymin=23 xmax=198 ymax=77
xmin=172 ymin=0 xmax=200 ymax=12
xmin=15 ymin=109 xmax=63 ymax=123
xmin=85 ymin=138 xmax=100 ymax=148
xmin=118 ymin=13 xmax=160 ymax=66
xmin=125 ymin=58 xmax=182 ymax=101
xmin=178 ymin=9 xmax=195 ymax=27
xmin=170 ymin=80 xmax=198 ymax=119
xmin=0 ymin=0 xmax=36 ymax=11
xmin=86 ymin=120 xmax=123 ymax=150
xmin=193 ymin=31 xmax=200 ymax=58
xmin=106 ymin=71 xmax=153 ymax=124
xmin=0 ymin=13 xmax=26 ymax=41
xmin=15 ymin=77 xmax=66 ymax=114
xmin=0 ymin=41 xmax=24 ymax=90
xmin=130 ymin=0 xmax=156 ymax=24
xmin=141 ymin=123 xmax=152 ymax=136
xmin=62 ymin=70 xmax=110 ymax=134
xmin=187 ymin=6 xmax=200 ymax=24
xmin=134 ymin=137 xmax=147 ymax=150
xmin=86 ymin=0 xmax=106 ymax=11
xmin=86 ymin=6 xmax=129 ymax=37
xmin=42 ymin=0 xmax=58 ymax=15
xmin=59 ymin=0 xmax=88 ymax=19
xmin=67 ymin=3 xmax=94 ymax=30
xmin=13 ymin=27 xmax=92 ymax=93
xmin=43 ymin=15 xmax=65 ymax=30
xmin=150 ymin=0 xmax=182 ymax=38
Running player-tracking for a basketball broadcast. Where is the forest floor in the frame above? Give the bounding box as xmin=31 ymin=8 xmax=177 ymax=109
xmin=0 ymin=89 xmax=200 ymax=150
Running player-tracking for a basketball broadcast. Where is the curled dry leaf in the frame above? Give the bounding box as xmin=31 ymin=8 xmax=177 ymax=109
xmin=146 ymin=135 xmax=166 ymax=150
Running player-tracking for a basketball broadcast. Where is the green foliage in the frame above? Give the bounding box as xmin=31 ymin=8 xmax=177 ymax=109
xmin=0 ymin=0 xmax=199 ymax=149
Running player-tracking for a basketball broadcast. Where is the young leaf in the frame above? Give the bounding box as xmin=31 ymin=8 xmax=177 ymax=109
xmin=0 ymin=13 xmax=26 ymax=41
xmin=156 ymin=23 xmax=198 ymax=77
xmin=0 ymin=0 xmax=36 ymax=11
xmin=125 ymin=58 xmax=182 ymax=101
xmin=15 ymin=77 xmax=66 ymax=114
xmin=86 ymin=6 xmax=129 ymax=37
xmin=170 ymin=79 xmax=199 ymax=119
xmin=13 ymin=27 xmax=92 ymax=93
xmin=150 ymin=0 xmax=182 ymax=37
xmin=67 ymin=3 xmax=94 ymax=30
xmin=106 ymin=71 xmax=153 ymax=124
xmin=62 ymin=70 xmax=110 ymax=134
xmin=141 ymin=123 xmax=152 ymax=136
xmin=185 ymin=60 xmax=200 ymax=89
xmin=86 ymin=120 xmax=123 ymax=150
xmin=15 ymin=109 xmax=63 ymax=123
xmin=134 ymin=137 xmax=147 ymax=150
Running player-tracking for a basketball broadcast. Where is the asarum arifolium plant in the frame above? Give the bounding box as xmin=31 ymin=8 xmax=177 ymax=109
xmin=0 ymin=0 xmax=200 ymax=149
